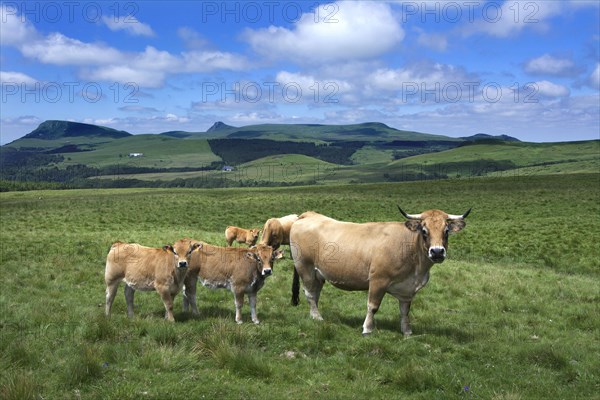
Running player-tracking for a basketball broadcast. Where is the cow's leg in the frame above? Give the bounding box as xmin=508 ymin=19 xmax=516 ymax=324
xmin=105 ymin=280 xmax=119 ymax=317
xmin=302 ymin=265 xmax=325 ymax=320
xmin=362 ymin=281 xmax=387 ymax=335
xmin=157 ymin=287 xmax=175 ymax=322
xmin=234 ymin=290 xmax=245 ymax=324
xmin=399 ymin=301 xmax=412 ymax=336
xmin=248 ymin=292 xmax=259 ymax=324
xmin=124 ymin=284 xmax=135 ymax=318
xmin=183 ymin=274 xmax=200 ymax=315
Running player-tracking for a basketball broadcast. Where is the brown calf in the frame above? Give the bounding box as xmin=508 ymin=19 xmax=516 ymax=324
xmin=104 ymin=242 xmax=188 ymax=322
xmin=225 ymin=226 xmax=260 ymax=246
xmin=173 ymin=239 xmax=282 ymax=324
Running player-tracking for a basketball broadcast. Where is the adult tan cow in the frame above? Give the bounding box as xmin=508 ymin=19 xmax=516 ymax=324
xmin=104 ymin=242 xmax=188 ymax=322
xmin=260 ymin=214 xmax=299 ymax=249
xmin=225 ymin=226 xmax=260 ymax=246
xmin=173 ymin=239 xmax=283 ymax=324
xmin=290 ymin=207 xmax=470 ymax=336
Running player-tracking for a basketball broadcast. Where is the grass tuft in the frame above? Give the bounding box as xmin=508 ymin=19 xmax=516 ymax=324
xmin=62 ymin=345 xmax=103 ymax=387
xmin=520 ymin=344 xmax=568 ymax=371
xmin=149 ymin=323 xmax=180 ymax=346
xmin=83 ymin=313 xmax=117 ymax=342
xmin=0 ymin=371 xmax=37 ymax=400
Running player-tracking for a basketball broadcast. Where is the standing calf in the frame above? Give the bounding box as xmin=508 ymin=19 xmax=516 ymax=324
xmin=225 ymin=226 xmax=260 ymax=246
xmin=173 ymin=239 xmax=282 ymax=324
xmin=104 ymin=242 xmax=188 ymax=322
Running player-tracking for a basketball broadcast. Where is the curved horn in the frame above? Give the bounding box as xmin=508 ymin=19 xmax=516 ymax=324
xmin=447 ymin=208 xmax=472 ymax=220
xmin=397 ymin=205 xmax=422 ymax=220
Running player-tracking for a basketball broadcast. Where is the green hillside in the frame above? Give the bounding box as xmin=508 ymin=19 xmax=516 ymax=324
xmin=387 ymin=141 xmax=600 ymax=178
xmin=61 ymin=135 xmax=220 ymax=168
xmin=2 ymin=119 xmax=597 ymax=190
xmin=215 ymin=122 xmax=459 ymax=142
xmin=23 ymin=120 xmax=131 ymax=141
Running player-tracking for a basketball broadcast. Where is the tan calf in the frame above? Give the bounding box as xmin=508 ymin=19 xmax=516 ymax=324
xmin=173 ymin=239 xmax=282 ymax=324
xmin=104 ymin=242 xmax=188 ymax=322
xmin=225 ymin=226 xmax=260 ymax=246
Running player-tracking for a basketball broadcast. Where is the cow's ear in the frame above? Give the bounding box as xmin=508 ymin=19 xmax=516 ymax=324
xmin=448 ymin=220 xmax=466 ymax=233
xmin=273 ymin=250 xmax=284 ymax=260
xmin=404 ymin=220 xmax=421 ymax=231
xmin=163 ymin=245 xmax=174 ymax=252
xmin=192 ymin=242 xmax=203 ymax=251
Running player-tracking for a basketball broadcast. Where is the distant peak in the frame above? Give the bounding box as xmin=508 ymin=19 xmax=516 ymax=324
xmin=24 ymin=120 xmax=130 ymax=140
xmin=207 ymin=121 xmax=235 ymax=132
xmin=461 ymin=133 xmax=520 ymax=142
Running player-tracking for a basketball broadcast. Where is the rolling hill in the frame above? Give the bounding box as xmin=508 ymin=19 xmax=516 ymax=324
xmin=1 ymin=120 xmax=597 ymax=190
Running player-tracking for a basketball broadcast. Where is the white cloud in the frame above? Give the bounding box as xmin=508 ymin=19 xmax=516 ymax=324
xmin=163 ymin=113 xmax=190 ymax=123
xmin=524 ymin=54 xmax=578 ymax=76
xmin=230 ymin=112 xmax=284 ymax=124
xmin=20 ymin=33 xmax=123 ymax=66
xmin=0 ymin=115 xmax=42 ymax=144
xmin=529 ymin=80 xmax=570 ymax=97
xmin=275 ymin=71 xmax=352 ymax=100
xmin=181 ymin=51 xmax=249 ymax=72
xmin=0 ymin=4 xmax=38 ymax=46
xmin=464 ymin=1 xmax=563 ymax=38
xmin=2 ymin=8 xmax=248 ymax=88
xmin=82 ymin=65 xmax=166 ymax=88
xmin=0 ymin=71 xmax=37 ymax=85
xmin=243 ymin=1 xmax=404 ymax=63
xmin=366 ymin=62 xmax=477 ymax=95
xmin=102 ymin=16 xmax=155 ymax=37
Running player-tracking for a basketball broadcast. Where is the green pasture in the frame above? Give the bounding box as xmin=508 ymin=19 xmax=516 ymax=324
xmin=0 ymin=174 xmax=598 ymax=399
xmin=86 ymin=140 xmax=600 ymax=184
xmin=61 ymin=135 xmax=221 ymax=168
xmin=391 ymin=141 xmax=599 ymax=169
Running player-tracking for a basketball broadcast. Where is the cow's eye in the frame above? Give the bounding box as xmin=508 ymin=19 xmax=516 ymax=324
xmin=421 ymin=228 xmax=428 ymax=237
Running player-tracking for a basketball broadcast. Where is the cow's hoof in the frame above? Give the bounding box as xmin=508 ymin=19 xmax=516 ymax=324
xmin=362 ymin=331 xmax=372 ymax=337
xmin=236 ymin=320 xmax=243 ymax=325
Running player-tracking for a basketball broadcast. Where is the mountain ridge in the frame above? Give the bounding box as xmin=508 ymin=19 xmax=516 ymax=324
xmin=23 ymin=120 xmax=131 ymax=141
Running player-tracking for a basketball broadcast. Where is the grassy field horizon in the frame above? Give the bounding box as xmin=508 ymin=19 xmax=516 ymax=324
xmin=1 ymin=173 xmax=598 ymax=399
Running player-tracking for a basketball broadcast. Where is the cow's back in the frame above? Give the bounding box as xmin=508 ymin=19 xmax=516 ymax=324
xmin=278 ymin=214 xmax=299 ymax=244
xmin=291 ymin=214 xmax=414 ymax=290
xmin=261 ymin=218 xmax=283 ymax=247
xmin=105 ymin=242 xmax=171 ymax=289
xmin=192 ymin=244 xmax=255 ymax=285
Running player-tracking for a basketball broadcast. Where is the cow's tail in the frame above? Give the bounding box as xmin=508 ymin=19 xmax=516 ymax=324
xmin=291 ymin=266 xmax=300 ymax=306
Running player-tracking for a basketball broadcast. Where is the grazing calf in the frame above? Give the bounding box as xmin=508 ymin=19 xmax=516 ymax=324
xmin=104 ymin=242 xmax=188 ymax=322
xmin=225 ymin=226 xmax=260 ymax=246
xmin=260 ymin=214 xmax=299 ymax=249
xmin=173 ymin=239 xmax=282 ymax=324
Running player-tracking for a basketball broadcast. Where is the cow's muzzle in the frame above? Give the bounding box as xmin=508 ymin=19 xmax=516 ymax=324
xmin=178 ymin=260 xmax=188 ymax=268
xmin=428 ymin=247 xmax=446 ymax=263
xmin=262 ymin=268 xmax=272 ymax=276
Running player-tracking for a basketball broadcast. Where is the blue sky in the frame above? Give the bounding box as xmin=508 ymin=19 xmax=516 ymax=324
xmin=1 ymin=0 xmax=599 ymax=144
